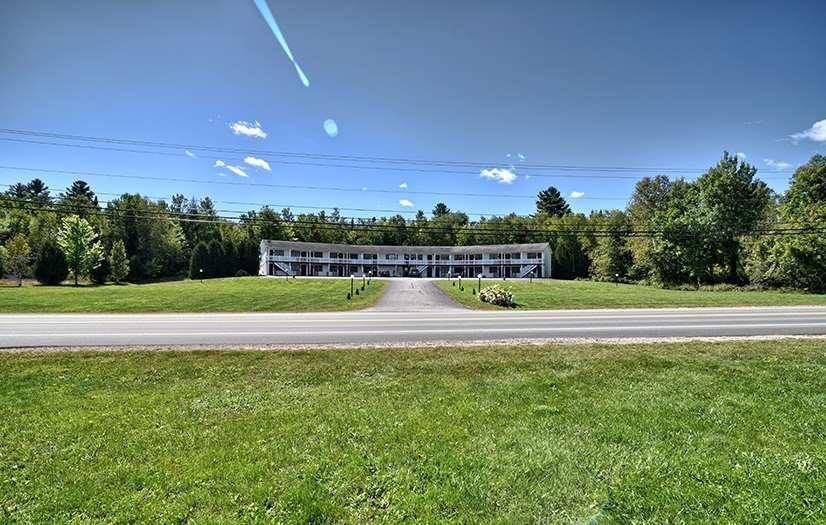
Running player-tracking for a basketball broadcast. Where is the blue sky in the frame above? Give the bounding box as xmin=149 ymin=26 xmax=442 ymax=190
xmin=1 ymin=0 xmax=824 ymax=219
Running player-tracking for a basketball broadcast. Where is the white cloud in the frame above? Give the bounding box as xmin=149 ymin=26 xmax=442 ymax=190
xmin=570 ymin=191 xmax=585 ymax=199
xmin=214 ymin=159 xmax=248 ymax=177
xmin=244 ymin=156 xmax=271 ymax=171
xmin=184 ymin=150 xmax=196 ymax=158
xmin=736 ymin=152 xmax=747 ymax=160
xmin=791 ymin=119 xmax=826 ymax=143
xmin=399 ymin=199 xmax=414 ymax=207
xmin=226 ymin=165 xmax=248 ymax=177
xmin=744 ymin=119 xmax=764 ymax=126
xmin=517 ymin=153 xmax=526 ymax=161
xmin=229 ymin=120 xmax=267 ymax=139
xmin=480 ymin=167 xmax=517 ymax=184
xmin=361 ymin=187 xmax=367 ymax=191
xmin=216 ymin=173 xmax=227 ymax=177
xmin=399 ymin=181 xmax=408 ymax=189
xmin=764 ymin=158 xmax=792 ymax=171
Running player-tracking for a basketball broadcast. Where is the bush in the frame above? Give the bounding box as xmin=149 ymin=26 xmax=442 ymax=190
xmin=34 ymin=241 xmax=69 ymax=285
xmin=89 ymin=257 xmax=109 ymax=284
xmin=478 ymin=285 xmax=515 ymax=307
xmin=235 ymin=269 xmax=249 ymax=277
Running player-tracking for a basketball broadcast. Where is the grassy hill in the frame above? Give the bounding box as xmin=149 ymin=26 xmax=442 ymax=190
xmin=437 ymin=278 xmax=826 ymax=309
xmin=0 ymin=277 xmax=386 ymax=313
xmin=2 ymin=340 xmax=825 ymax=522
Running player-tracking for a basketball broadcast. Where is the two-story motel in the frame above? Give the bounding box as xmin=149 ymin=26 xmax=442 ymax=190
xmin=259 ymin=240 xmax=551 ymax=278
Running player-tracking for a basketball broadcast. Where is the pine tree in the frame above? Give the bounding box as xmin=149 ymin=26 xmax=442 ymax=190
xmin=189 ymin=241 xmax=210 ymax=279
xmin=536 ymin=186 xmax=571 ymax=217
xmin=34 ymin=240 xmax=69 ymax=285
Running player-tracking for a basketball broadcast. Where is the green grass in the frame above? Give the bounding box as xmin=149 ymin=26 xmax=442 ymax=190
xmin=437 ymin=278 xmax=826 ymax=310
xmin=0 ymin=277 xmax=386 ymax=313
xmin=2 ymin=340 xmax=826 ymax=522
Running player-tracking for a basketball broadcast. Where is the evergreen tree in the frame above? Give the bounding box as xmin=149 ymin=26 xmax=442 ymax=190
xmin=189 ymin=241 xmax=210 ymax=279
xmin=206 ymin=239 xmax=226 ymax=277
xmin=34 ymin=240 xmax=69 ymax=285
xmin=536 ymin=186 xmax=571 ymax=217
xmin=108 ymin=240 xmax=130 ymax=284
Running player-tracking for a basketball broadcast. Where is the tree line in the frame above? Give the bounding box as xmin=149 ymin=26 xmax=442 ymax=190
xmin=1 ymin=152 xmax=824 ymax=290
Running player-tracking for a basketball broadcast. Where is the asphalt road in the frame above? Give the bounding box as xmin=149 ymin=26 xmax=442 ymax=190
xmin=2 ymin=306 xmax=826 ymax=348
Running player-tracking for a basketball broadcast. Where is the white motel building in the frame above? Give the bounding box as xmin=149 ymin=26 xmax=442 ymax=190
xmin=259 ymin=240 xmax=552 ymax=279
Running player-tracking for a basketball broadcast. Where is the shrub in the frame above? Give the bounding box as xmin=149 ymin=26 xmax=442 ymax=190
xmin=235 ymin=269 xmax=249 ymax=277
xmin=89 ymin=256 xmax=109 ymax=284
xmin=478 ymin=285 xmax=515 ymax=307
xmin=34 ymin=240 xmax=69 ymax=285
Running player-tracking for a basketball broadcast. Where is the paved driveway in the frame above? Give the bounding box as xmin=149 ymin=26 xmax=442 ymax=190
xmin=369 ymin=278 xmax=465 ymax=311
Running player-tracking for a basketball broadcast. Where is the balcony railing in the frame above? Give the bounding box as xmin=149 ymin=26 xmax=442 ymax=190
xmin=267 ymin=256 xmax=541 ymax=265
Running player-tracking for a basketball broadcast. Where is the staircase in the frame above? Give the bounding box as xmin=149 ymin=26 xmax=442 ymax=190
xmin=518 ymin=264 xmax=538 ymax=278
xmin=271 ymin=261 xmax=291 ymax=276
xmin=416 ymin=264 xmax=429 ymax=276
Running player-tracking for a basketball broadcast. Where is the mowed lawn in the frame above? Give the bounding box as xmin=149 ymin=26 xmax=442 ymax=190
xmin=2 ymin=341 xmax=826 ymax=523
xmin=437 ymin=278 xmax=826 ymax=310
xmin=0 ymin=277 xmax=386 ymax=313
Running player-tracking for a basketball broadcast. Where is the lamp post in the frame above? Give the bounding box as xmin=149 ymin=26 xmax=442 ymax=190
xmin=458 ymin=274 xmax=462 ymax=290
xmin=615 ymin=273 xmax=620 ymax=286
xmin=199 ymin=268 xmax=203 ymax=284
xmin=478 ymin=273 xmax=482 ymax=293
xmin=362 ymin=273 xmax=366 ymax=290
xmin=368 ymin=270 xmax=372 ymax=285
xmin=350 ymin=274 xmax=355 ymax=297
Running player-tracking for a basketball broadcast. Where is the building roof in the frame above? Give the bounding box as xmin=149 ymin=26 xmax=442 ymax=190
xmin=261 ymin=240 xmax=550 ymax=255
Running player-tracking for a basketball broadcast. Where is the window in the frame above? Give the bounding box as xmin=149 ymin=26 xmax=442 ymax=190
xmin=349 ymin=253 xmax=359 ymax=259
xmin=511 ymin=253 xmax=521 ymax=260
xmin=385 ymin=254 xmax=398 ymax=260
xmin=488 ymin=253 xmax=501 ymax=260
xmin=312 ymin=251 xmax=323 ymax=258
xmin=364 ymin=253 xmax=377 ymax=260
xmin=269 ymin=249 xmax=284 ymax=257
xmin=290 ymin=250 xmax=301 ymax=257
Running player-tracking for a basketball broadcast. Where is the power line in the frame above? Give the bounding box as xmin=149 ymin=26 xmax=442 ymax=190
xmin=0 ymin=128 xmax=795 ymax=175
xmin=0 ymin=132 xmax=793 ymax=181
xmin=0 ymin=165 xmax=778 ymax=207
xmin=3 ymin=199 xmax=821 ymax=240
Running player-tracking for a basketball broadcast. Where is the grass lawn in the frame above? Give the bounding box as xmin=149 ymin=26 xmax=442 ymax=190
xmin=437 ymin=278 xmax=826 ymax=310
xmin=2 ymin=340 xmax=826 ymax=522
xmin=0 ymin=277 xmax=386 ymax=313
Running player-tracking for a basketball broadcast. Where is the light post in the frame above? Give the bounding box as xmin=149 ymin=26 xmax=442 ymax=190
xmin=350 ymin=274 xmax=355 ymax=297
xmin=478 ymin=273 xmax=482 ymax=293
xmin=458 ymin=274 xmax=462 ymax=290
xmin=362 ymin=273 xmax=366 ymax=290
xmin=199 ymin=268 xmax=203 ymax=284
xmin=530 ymin=270 xmax=534 ymax=283
xmin=368 ymin=270 xmax=372 ymax=285
xmin=615 ymin=273 xmax=620 ymax=286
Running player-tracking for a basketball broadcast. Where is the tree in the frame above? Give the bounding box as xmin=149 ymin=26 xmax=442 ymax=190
xmin=34 ymin=240 xmax=69 ymax=285
xmin=536 ymin=186 xmax=571 ymax=217
xmin=57 ymin=215 xmax=103 ymax=286
xmin=60 ymin=180 xmax=99 ymax=217
xmin=748 ymin=155 xmax=826 ymax=290
xmin=695 ymin=152 xmax=772 ymax=283
xmin=206 ymin=239 xmax=226 ymax=277
xmin=432 ymin=202 xmax=451 ymax=217
xmin=4 ymin=234 xmax=31 ymax=286
xmin=189 ymin=241 xmax=210 ymax=279
xmin=108 ymin=239 xmax=129 ymax=284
